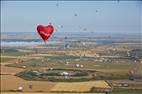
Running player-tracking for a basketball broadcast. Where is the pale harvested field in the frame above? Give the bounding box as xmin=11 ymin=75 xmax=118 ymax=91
xmin=51 ymin=81 xmax=111 ymax=92
xmin=0 ymin=66 xmax=24 ymax=75
xmin=1 ymin=74 xmax=110 ymax=92
xmin=1 ymin=66 xmax=55 ymax=92
xmin=1 ymin=75 xmax=56 ymax=92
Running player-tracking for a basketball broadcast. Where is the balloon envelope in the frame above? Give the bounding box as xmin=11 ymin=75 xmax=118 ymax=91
xmin=37 ymin=24 xmax=54 ymax=42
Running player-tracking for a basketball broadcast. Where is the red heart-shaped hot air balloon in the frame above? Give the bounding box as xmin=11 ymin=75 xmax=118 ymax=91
xmin=37 ymin=24 xmax=54 ymax=42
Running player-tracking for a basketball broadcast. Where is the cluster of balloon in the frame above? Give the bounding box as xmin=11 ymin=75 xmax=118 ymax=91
xmin=37 ymin=23 xmax=54 ymax=44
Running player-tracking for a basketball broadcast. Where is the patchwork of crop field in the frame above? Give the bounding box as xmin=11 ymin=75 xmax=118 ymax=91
xmin=0 ymin=48 xmax=112 ymax=93
xmin=1 ymin=43 xmax=142 ymax=93
xmin=1 ymin=74 xmax=110 ymax=92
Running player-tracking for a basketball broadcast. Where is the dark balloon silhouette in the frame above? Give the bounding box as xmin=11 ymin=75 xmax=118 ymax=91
xmin=74 ymin=13 xmax=78 ymax=16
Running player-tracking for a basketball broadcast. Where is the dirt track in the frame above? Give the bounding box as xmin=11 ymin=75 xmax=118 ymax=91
xmin=1 ymin=93 xmax=105 ymax=94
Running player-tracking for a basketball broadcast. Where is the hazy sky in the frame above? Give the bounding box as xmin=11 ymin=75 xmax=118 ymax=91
xmin=1 ymin=1 xmax=142 ymax=33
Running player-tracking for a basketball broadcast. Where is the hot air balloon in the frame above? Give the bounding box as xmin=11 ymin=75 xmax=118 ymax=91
xmin=37 ymin=24 xmax=54 ymax=43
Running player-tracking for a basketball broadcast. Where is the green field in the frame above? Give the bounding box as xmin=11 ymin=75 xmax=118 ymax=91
xmin=1 ymin=52 xmax=30 ymax=56
xmin=7 ymin=55 xmax=136 ymax=71
xmin=1 ymin=48 xmax=31 ymax=56
xmin=1 ymin=57 xmax=15 ymax=62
